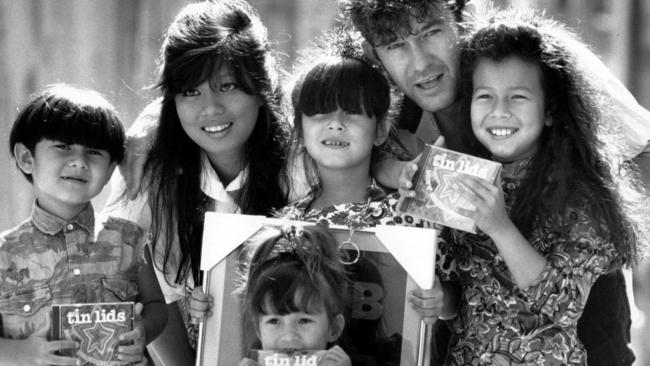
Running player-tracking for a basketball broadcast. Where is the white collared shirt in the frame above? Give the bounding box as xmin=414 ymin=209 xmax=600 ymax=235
xmin=199 ymin=151 xmax=244 ymax=214
xmin=102 ymin=152 xmax=247 ymax=303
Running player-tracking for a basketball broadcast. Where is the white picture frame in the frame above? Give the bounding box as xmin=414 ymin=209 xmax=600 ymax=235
xmin=195 ymin=213 xmax=437 ymax=366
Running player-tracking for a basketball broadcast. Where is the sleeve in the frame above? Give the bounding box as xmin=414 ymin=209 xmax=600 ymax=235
xmin=521 ymin=208 xmax=619 ymax=327
xmin=435 ymin=228 xmax=458 ymax=282
xmin=381 ymin=194 xmax=458 ymax=282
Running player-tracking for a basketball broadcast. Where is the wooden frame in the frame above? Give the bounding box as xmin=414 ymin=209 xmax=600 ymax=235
xmin=195 ymin=213 xmax=437 ymax=366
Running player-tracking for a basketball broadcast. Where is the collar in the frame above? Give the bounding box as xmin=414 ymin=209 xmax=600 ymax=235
xmin=500 ymin=157 xmax=532 ymax=180
xmin=30 ymin=201 xmax=95 ymax=235
xmin=199 ymin=151 xmax=246 ymax=208
xmin=293 ymin=178 xmax=389 ymax=214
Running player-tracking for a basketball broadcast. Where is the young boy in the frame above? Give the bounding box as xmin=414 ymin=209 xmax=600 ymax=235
xmin=0 ymin=84 xmax=166 ymax=365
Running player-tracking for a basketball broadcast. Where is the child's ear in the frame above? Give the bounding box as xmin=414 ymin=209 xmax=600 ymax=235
xmin=544 ymin=115 xmax=553 ymax=127
xmin=328 ymin=314 xmax=345 ymax=343
xmin=374 ymin=119 xmax=390 ymax=146
xmin=13 ymin=143 xmax=35 ymax=175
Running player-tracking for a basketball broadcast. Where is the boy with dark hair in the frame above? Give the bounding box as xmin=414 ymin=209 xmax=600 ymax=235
xmin=0 ymin=84 xmax=166 ymax=365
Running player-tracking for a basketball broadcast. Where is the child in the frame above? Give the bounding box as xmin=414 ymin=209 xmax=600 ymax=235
xmin=237 ymin=224 xmax=351 ymax=366
xmin=280 ymin=27 xmax=402 ymax=226
xmin=279 ymin=27 xmax=459 ymax=365
xmin=419 ymin=9 xmax=648 ymax=365
xmin=0 ymin=84 xmax=167 ymax=365
xmin=102 ymin=0 xmax=292 ymax=360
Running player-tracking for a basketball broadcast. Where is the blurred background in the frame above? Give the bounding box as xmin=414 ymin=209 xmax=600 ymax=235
xmin=1 ymin=0 xmax=648 ymax=363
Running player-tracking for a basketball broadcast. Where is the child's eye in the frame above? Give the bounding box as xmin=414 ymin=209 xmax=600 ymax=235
xmin=264 ymin=318 xmax=280 ymax=325
xmin=86 ymin=149 xmax=106 ymax=157
xmin=344 ymin=109 xmax=362 ymax=116
xmin=54 ymin=143 xmax=71 ymax=150
xmin=474 ymin=93 xmax=492 ymax=100
xmin=298 ymin=318 xmax=314 ymax=325
xmin=219 ymin=82 xmax=239 ymax=92
xmin=511 ymin=94 xmax=528 ymax=100
xmin=181 ymin=88 xmax=200 ymax=97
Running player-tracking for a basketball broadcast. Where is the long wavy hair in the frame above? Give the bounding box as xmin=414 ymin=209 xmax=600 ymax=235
xmin=143 ymin=0 xmax=291 ymax=285
xmin=460 ymin=8 xmax=648 ymax=264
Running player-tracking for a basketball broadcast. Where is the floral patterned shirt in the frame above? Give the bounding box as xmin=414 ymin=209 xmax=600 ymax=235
xmin=443 ymin=161 xmax=619 ymax=366
xmin=0 ymin=203 xmax=145 ymax=340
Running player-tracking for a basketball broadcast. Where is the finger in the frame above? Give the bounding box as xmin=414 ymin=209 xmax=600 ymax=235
xmin=118 ymin=352 xmax=145 ymax=363
xmin=433 ymin=136 xmax=446 ymax=147
xmin=134 ymin=302 xmax=144 ymax=317
xmin=459 ymin=177 xmax=492 ymax=201
xmin=119 ymin=326 xmax=143 ymax=342
xmin=238 ymin=358 xmax=259 ymax=366
xmin=319 ymin=353 xmax=342 ymax=366
xmin=190 ymin=296 xmax=213 ymax=308
xmin=411 ymin=287 xmax=441 ymax=300
xmin=455 ymin=207 xmax=476 ymax=219
xmin=191 ymin=288 xmax=213 ymax=303
xmin=410 ymin=294 xmax=442 ymax=310
xmin=43 ymin=353 xmax=81 ymax=366
xmin=189 ymin=310 xmax=212 ymax=324
xmin=119 ymin=343 xmax=145 ymax=356
xmin=47 ymin=340 xmax=79 ymax=352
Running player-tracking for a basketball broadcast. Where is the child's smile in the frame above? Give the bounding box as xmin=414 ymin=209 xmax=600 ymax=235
xmin=487 ymin=127 xmax=517 ymax=137
xmin=321 ymin=139 xmax=350 ymax=148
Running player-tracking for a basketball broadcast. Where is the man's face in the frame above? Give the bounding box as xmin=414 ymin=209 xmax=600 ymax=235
xmin=372 ymin=5 xmax=460 ymax=113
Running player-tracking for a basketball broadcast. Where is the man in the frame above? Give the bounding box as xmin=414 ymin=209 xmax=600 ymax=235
xmin=339 ymin=1 xmax=650 ymax=365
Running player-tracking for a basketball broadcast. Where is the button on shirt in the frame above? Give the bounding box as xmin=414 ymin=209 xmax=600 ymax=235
xmin=0 ymin=203 xmax=145 ymax=339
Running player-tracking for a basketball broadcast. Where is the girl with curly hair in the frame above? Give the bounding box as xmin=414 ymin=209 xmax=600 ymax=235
xmin=427 ymin=8 xmax=649 ymax=365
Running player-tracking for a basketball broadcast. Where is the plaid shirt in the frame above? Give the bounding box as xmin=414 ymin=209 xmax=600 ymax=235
xmin=0 ymin=203 xmax=145 ymax=339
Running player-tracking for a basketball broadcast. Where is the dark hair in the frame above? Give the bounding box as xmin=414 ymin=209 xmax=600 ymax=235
xmin=460 ymin=9 xmax=647 ymax=264
xmin=143 ymin=0 xmax=291 ymax=285
xmin=239 ymin=224 xmax=349 ymax=332
xmin=340 ymin=0 xmax=467 ymax=47
xmin=289 ymin=27 xmax=391 ymax=189
xmin=9 ymin=83 xmax=125 ymax=182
